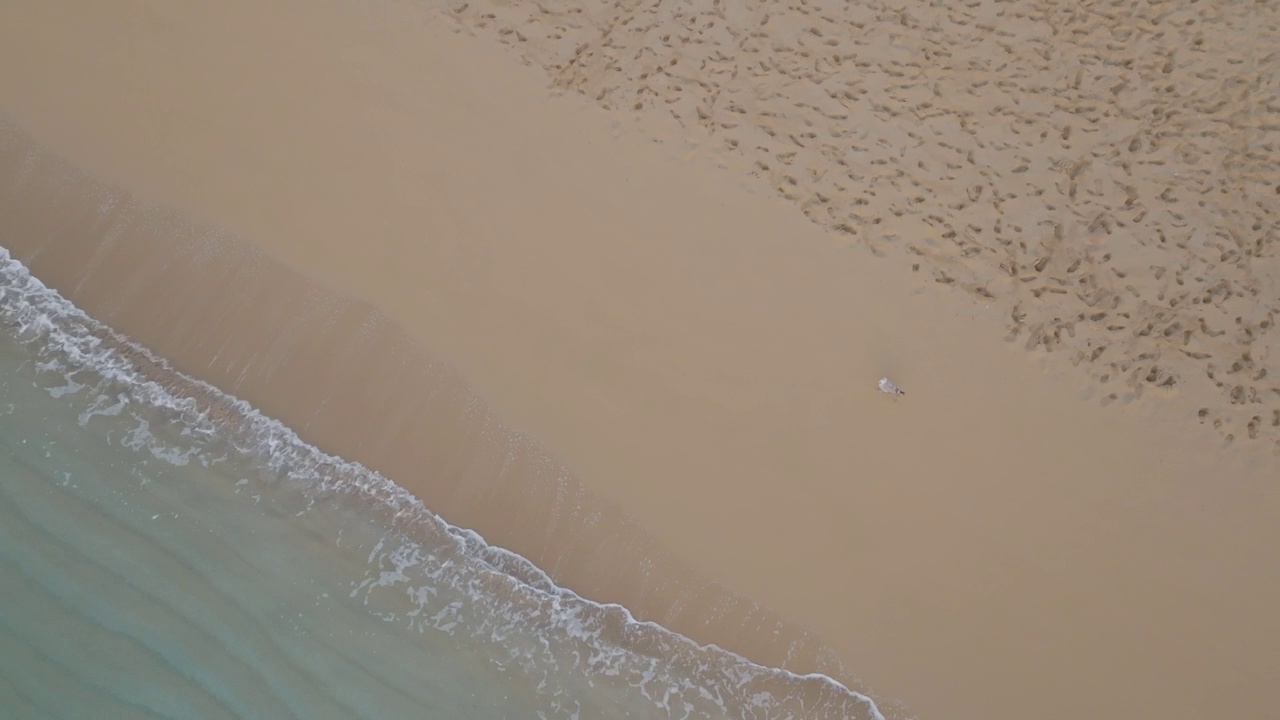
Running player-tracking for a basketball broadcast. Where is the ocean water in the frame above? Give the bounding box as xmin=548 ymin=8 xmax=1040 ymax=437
xmin=0 ymin=247 xmax=883 ymax=720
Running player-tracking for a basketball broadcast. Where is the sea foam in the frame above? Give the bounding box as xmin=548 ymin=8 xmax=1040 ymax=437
xmin=0 ymin=246 xmax=885 ymax=720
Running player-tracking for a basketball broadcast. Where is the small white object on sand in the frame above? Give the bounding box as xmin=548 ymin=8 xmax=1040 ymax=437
xmin=878 ymin=377 xmax=905 ymax=396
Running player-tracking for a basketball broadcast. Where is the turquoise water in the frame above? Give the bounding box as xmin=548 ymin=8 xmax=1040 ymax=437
xmin=0 ymin=247 xmax=882 ymax=719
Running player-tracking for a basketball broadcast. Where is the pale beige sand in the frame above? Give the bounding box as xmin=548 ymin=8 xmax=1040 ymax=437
xmin=447 ymin=0 xmax=1280 ymax=450
xmin=2 ymin=1 xmax=1279 ymax=720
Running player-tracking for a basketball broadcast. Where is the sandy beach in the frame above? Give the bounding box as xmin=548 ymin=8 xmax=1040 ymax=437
xmin=2 ymin=1 xmax=1278 ymax=719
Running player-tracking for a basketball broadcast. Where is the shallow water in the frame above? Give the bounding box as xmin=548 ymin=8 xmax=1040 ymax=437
xmin=0 ymin=247 xmax=882 ymax=719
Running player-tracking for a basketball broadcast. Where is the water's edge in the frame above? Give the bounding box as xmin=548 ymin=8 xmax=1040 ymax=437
xmin=0 ymin=245 xmax=885 ymax=718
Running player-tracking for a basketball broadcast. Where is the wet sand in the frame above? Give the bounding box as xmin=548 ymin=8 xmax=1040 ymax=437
xmin=2 ymin=1 xmax=1279 ymax=719
xmin=0 ymin=117 xmax=852 ymax=696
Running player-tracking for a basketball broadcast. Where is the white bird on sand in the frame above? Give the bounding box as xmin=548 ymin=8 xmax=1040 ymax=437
xmin=878 ymin=377 xmax=905 ymax=396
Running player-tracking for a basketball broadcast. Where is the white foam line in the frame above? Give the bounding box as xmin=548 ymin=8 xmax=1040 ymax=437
xmin=0 ymin=245 xmax=885 ymax=720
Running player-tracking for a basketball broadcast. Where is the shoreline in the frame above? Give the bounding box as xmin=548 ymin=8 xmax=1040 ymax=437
xmin=3 ymin=2 xmax=1279 ymax=719
xmin=0 ymin=120 xmax=855 ymax=697
xmin=0 ymin=244 xmax=883 ymax=720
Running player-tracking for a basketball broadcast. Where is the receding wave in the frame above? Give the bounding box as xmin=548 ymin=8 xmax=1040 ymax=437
xmin=0 ymin=246 xmax=883 ymax=719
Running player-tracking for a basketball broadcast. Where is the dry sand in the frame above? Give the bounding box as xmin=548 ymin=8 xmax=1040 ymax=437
xmin=449 ymin=0 xmax=1280 ymax=449
xmin=2 ymin=1 xmax=1279 ymax=719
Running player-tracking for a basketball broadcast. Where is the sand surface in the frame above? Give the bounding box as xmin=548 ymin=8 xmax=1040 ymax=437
xmin=2 ymin=1 xmax=1279 ymax=719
